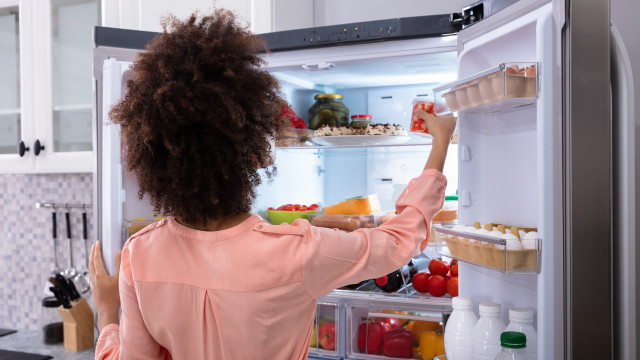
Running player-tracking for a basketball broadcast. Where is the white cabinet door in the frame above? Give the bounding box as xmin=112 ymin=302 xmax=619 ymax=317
xmin=33 ymin=0 xmax=99 ymax=173
xmin=0 ymin=0 xmax=35 ymax=173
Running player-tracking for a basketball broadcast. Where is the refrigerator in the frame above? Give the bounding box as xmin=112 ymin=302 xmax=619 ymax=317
xmin=91 ymin=0 xmax=638 ymax=358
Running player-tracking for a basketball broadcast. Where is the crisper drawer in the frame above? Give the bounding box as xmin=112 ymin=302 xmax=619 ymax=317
xmin=345 ymin=297 xmax=451 ymax=360
xmin=310 ymin=301 xmax=341 ymax=358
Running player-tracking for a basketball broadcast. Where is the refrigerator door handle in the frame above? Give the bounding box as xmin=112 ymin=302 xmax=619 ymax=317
xmin=610 ymin=23 xmax=636 ymax=360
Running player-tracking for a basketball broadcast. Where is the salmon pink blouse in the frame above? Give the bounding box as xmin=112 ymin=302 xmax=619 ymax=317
xmin=96 ymin=169 xmax=446 ymax=359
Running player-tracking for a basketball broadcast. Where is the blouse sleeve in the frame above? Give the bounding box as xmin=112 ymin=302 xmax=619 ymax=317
xmin=300 ymin=169 xmax=447 ymax=299
xmin=95 ymin=244 xmax=170 ymax=360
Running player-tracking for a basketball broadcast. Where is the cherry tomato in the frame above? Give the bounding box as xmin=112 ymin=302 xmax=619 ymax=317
xmin=411 ymin=272 xmax=430 ymax=293
xmin=427 ymin=275 xmax=447 ymax=297
xmin=450 ymin=263 xmax=458 ymax=277
xmin=447 ymin=276 xmax=459 ymax=297
xmin=428 ymin=259 xmax=450 ymax=276
xmin=268 ymin=207 xmax=275 ymax=210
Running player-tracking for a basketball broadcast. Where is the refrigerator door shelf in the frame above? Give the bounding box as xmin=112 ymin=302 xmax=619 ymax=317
xmin=433 ymin=62 xmax=539 ymax=116
xmin=434 ymin=226 xmax=540 ymax=274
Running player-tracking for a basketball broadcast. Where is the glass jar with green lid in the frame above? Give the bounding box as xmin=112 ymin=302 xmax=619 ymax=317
xmin=308 ymin=94 xmax=349 ymax=130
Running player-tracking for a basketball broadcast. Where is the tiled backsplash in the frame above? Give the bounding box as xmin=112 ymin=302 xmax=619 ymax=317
xmin=0 ymin=173 xmax=93 ymax=330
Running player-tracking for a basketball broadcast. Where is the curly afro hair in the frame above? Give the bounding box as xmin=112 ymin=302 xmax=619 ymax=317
xmin=110 ymin=9 xmax=283 ymax=225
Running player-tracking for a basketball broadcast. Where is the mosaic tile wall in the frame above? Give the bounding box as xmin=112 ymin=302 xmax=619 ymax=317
xmin=0 ymin=173 xmax=94 ymax=330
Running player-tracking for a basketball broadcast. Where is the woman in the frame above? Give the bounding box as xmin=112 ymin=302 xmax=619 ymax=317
xmin=90 ymin=9 xmax=456 ymax=360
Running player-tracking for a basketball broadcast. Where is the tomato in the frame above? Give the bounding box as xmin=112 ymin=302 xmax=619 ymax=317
xmin=450 ymin=262 xmax=458 ymax=277
xmin=268 ymin=207 xmax=275 ymax=210
xmin=411 ymin=272 xmax=430 ymax=293
xmin=427 ymin=275 xmax=447 ymax=297
xmin=447 ymin=276 xmax=459 ymax=297
xmin=272 ymin=203 xmax=320 ymax=212
xmin=358 ymin=322 xmax=384 ymax=354
xmin=428 ymin=259 xmax=450 ymax=276
xmin=382 ymin=328 xmax=413 ymax=358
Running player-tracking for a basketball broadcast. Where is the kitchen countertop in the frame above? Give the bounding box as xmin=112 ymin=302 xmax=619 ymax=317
xmin=0 ymin=329 xmax=95 ymax=360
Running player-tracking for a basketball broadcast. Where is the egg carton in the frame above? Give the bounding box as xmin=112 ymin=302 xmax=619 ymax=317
xmin=433 ymin=226 xmax=541 ymax=274
xmin=433 ymin=62 xmax=539 ymax=116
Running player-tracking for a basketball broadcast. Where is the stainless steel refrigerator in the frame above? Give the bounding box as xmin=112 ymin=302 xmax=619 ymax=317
xmin=92 ymin=0 xmax=639 ymax=358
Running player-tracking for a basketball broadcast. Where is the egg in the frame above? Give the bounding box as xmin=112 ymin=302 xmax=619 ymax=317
xmin=476 ymin=229 xmax=491 ymax=236
xmin=495 ymin=233 xmax=523 ymax=250
xmin=519 ymin=230 xmax=527 ymax=239
xmin=521 ymin=231 xmax=538 ymax=250
xmin=464 ymin=226 xmax=479 ymax=242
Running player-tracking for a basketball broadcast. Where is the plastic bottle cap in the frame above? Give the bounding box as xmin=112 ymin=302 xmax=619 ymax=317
xmin=375 ymin=276 xmax=389 ymax=286
xmin=42 ymin=296 xmax=61 ymax=308
xmin=451 ymin=296 xmax=473 ymax=309
xmin=500 ymin=331 xmax=527 ymax=348
xmin=479 ymin=302 xmax=502 ymax=316
xmin=509 ymin=308 xmax=534 ymax=321
xmin=351 ymin=114 xmax=372 ymax=119
xmin=445 ymin=195 xmax=458 ymax=201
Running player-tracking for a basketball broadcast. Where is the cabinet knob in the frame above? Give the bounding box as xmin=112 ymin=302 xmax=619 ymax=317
xmin=34 ymin=139 xmax=45 ymax=156
xmin=17 ymin=140 xmax=30 ymax=157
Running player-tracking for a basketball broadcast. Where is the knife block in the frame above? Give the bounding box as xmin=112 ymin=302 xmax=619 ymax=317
xmin=57 ymin=298 xmax=94 ymax=351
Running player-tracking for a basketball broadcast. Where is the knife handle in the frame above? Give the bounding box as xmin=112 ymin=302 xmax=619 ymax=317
xmin=82 ymin=212 xmax=87 ymax=240
xmin=65 ymin=212 xmax=71 ymax=239
xmin=52 ymin=212 xmax=57 ymax=239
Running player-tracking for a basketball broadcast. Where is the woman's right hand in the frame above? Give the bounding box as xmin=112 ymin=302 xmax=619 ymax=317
xmin=413 ymin=110 xmax=457 ymax=172
xmin=412 ymin=109 xmax=457 ymax=145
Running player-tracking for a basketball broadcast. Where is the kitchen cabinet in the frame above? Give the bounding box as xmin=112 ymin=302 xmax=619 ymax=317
xmin=102 ymin=0 xmax=273 ymax=34
xmin=0 ymin=0 xmax=99 ymax=174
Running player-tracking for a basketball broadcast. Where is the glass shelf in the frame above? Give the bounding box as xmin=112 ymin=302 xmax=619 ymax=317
xmin=433 ymin=62 xmax=539 ymax=116
xmin=433 ymin=226 xmax=541 ymax=274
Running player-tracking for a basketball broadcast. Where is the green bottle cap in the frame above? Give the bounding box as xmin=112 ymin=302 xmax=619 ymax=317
xmin=500 ymin=331 xmax=527 ymax=349
xmin=445 ymin=195 xmax=458 ymax=201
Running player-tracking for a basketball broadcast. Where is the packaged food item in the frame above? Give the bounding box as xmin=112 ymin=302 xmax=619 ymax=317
xmin=308 ymin=94 xmax=349 ymax=130
xmin=495 ymin=331 xmax=528 ymax=360
xmin=323 ymin=194 xmax=381 ymax=215
xmin=276 ymin=104 xmax=307 ymax=147
xmin=504 ymin=308 xmax=537 ymax=360
xmin=444 ymin=296 xmax=478 ymax=360
xmin=472 ymin=303 xmax=506 ymax=360
xmin=432 ymin=195 xmax=458 ymax=224
xmin=350 ymin=114 xmax=373 ymax=127
xmin=410 ymin=98 xmax=435 ymax=134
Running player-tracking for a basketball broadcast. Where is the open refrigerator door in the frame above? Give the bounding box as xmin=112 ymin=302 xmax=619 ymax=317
xmin=93 ymin=1 xmax=563 ymax=358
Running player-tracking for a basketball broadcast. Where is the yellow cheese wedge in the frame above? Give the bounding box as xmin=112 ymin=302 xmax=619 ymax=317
xmin=324 ymin=194 xmax=381 ymax=215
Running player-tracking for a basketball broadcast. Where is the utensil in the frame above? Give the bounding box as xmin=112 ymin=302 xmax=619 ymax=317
xmin=49 ymin=286 xmax=71 ymax=309
xmin=44 ymin=209 xmax=61 ymax=296
xmin=61 ymin=208 xmax=77 ymax=279
xmin=70 ymin=207 xmax=90 ymax=294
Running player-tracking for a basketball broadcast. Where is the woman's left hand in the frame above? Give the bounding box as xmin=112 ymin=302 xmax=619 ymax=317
xmin=89 ymin=240 xmax=122 ymax=331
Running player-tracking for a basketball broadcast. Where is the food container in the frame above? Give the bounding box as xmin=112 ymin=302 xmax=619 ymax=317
xmin=309 ymin=302 xmax=340 ymax=357
xmin=433 ymin=225 xmax=541 ymax=274
xmin=42 ymin=297 xmax=63 ymax=344
xmin=433 ymin=62 xmax=539 ymax=116
xmin=124 ymin=218 xmax=163 ymax=239
xmin=432 ymin=195 xmax=458 ymax=225
xmin=410 ymin=98 xmax=435 ymax=135
xmin=346 ymin=301 xmax=449 ymax=360
xmin=308 ymin=94 xmax=350 ymax=130
xmin=267 ymin=209 xmax=319 ymax=225
xmin=350 ymin=114 xmax=373 ymax=127
xmin=307 ymin=213 xmax=396 ymax=232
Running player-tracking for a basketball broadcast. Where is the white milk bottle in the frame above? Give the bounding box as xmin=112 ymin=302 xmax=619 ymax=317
xmin=444 ymin=296 xmax=477 ymax=360
xmin=505 ymin=308 xmax=537 ymax=360
xmin=495 ymin=331 xmax=528 ymax=360
xmin=471 ymin=303 xmax=505 ymax=359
